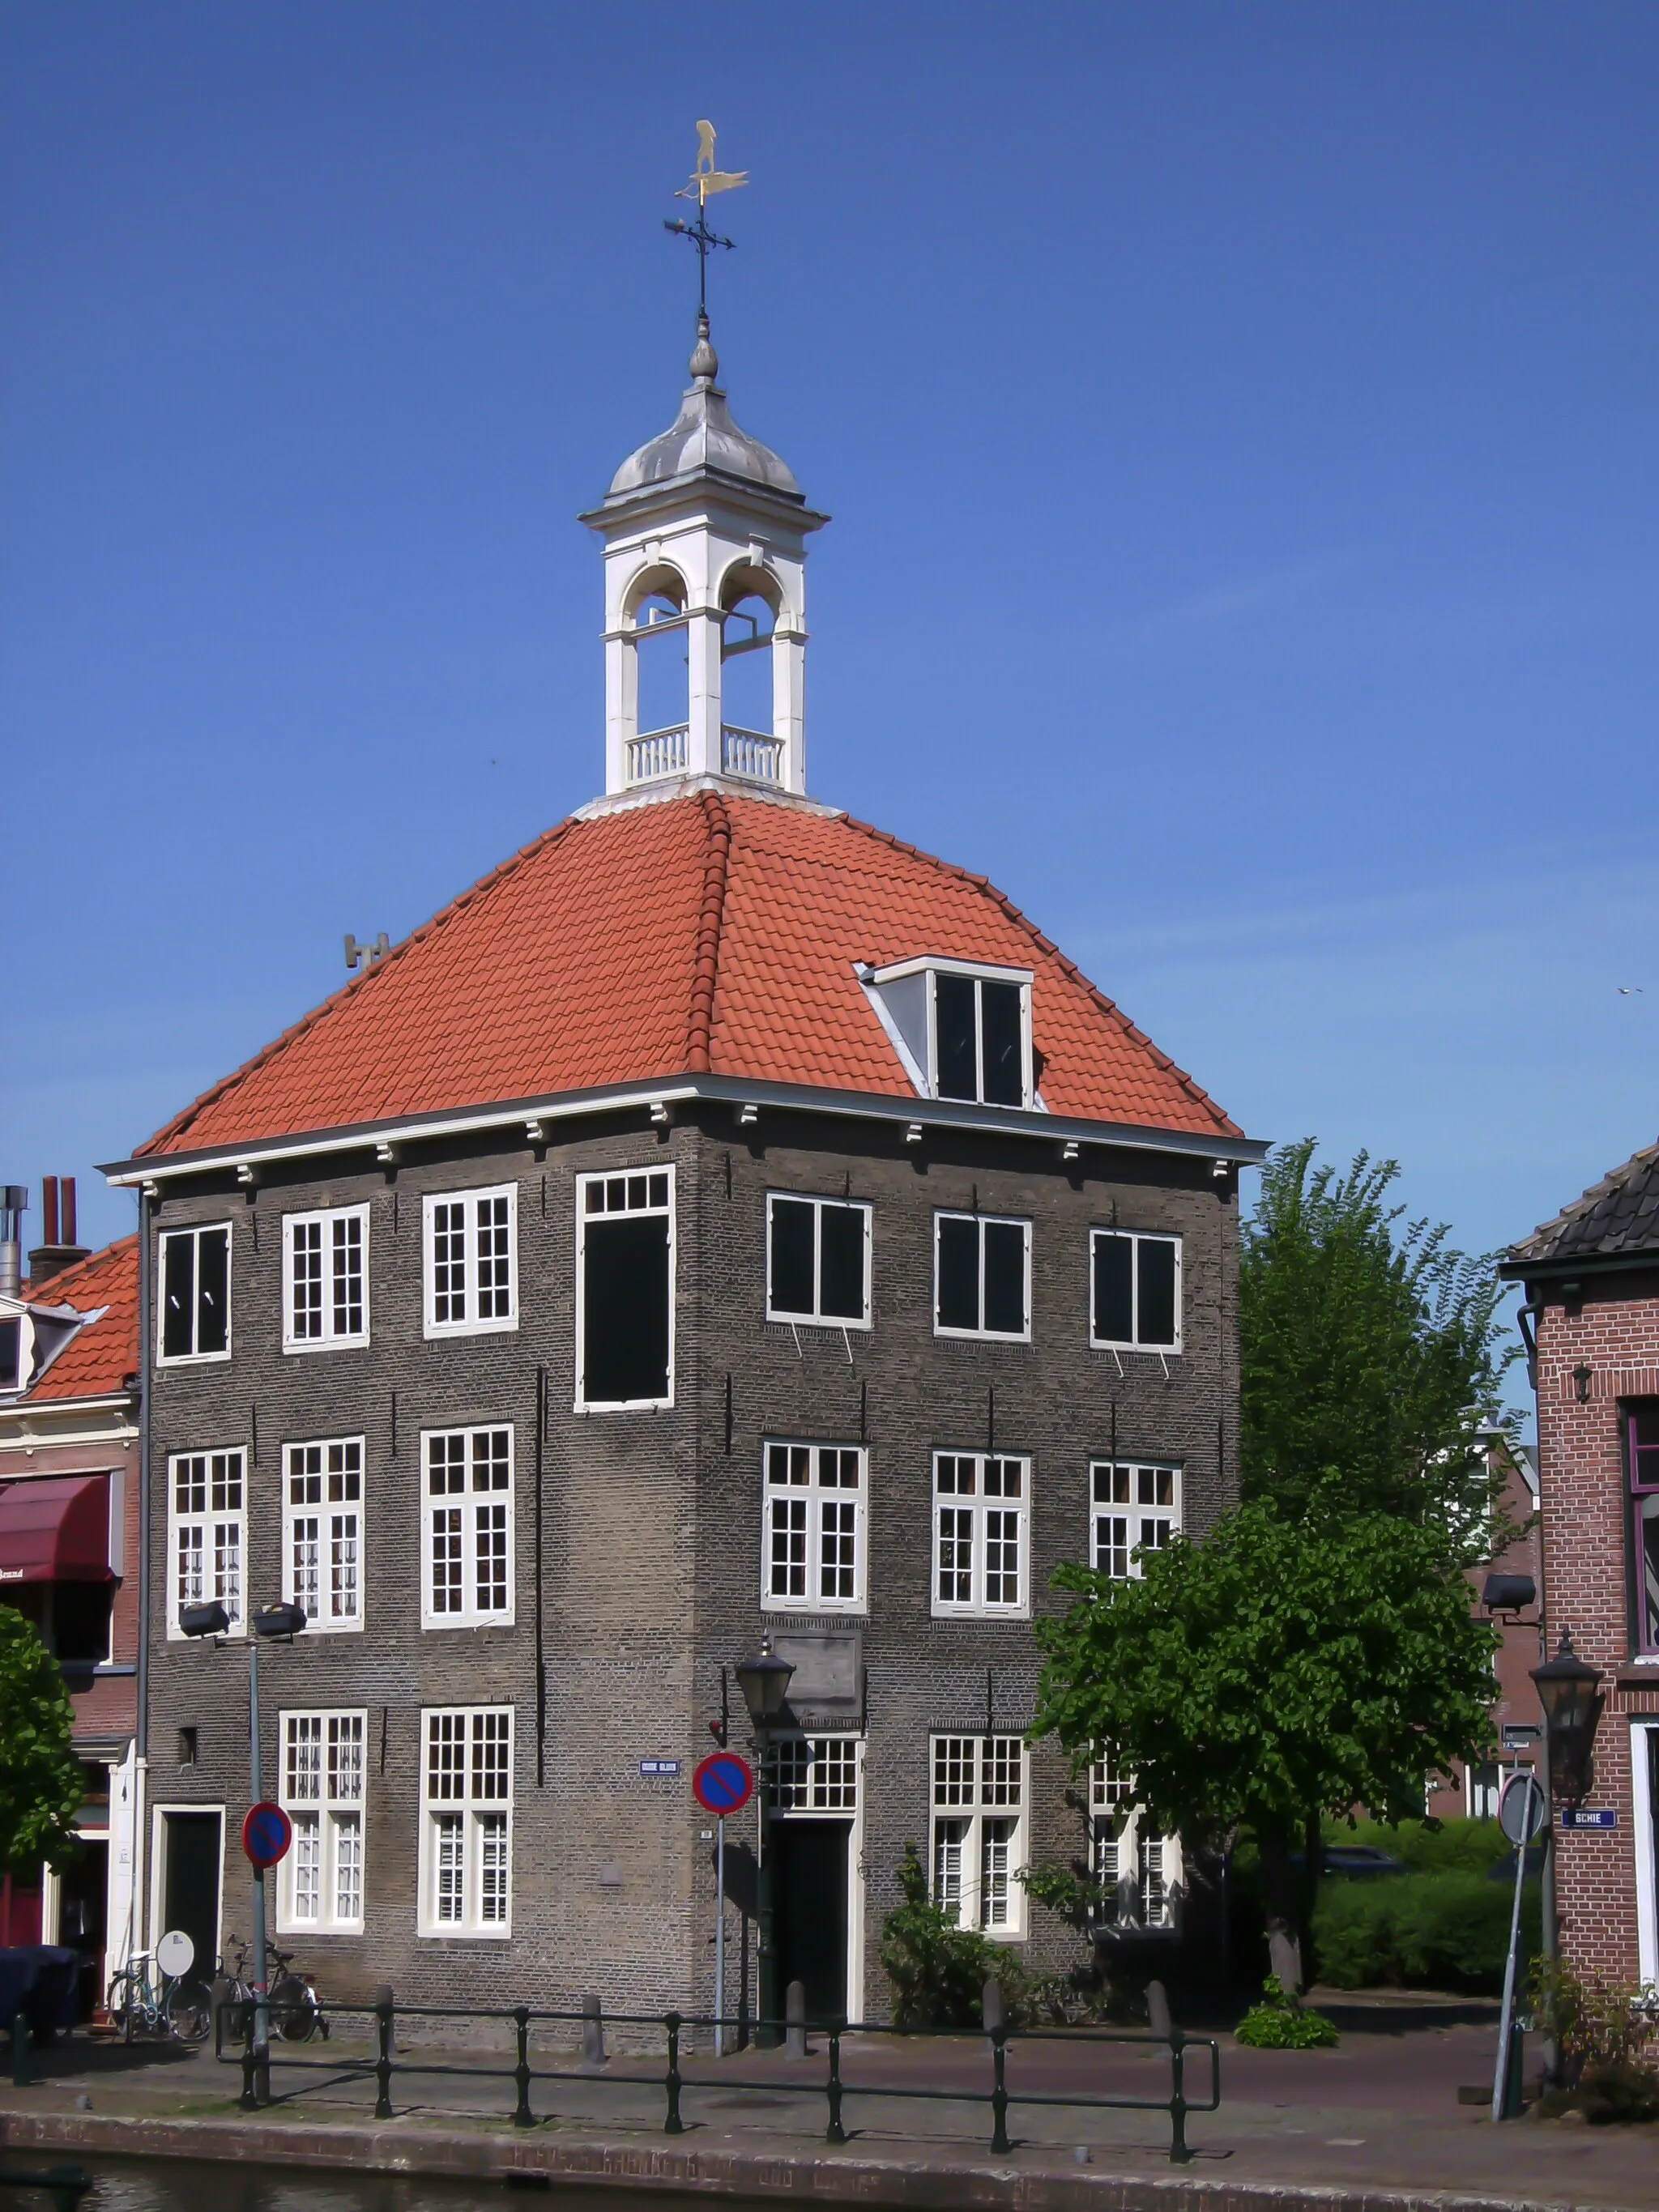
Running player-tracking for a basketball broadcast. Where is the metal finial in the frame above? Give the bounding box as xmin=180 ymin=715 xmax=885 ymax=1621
xmin=664 ymin=122 xmax=743 ymax=318
xmin=689 ymin=310 xmax=719 ymax=385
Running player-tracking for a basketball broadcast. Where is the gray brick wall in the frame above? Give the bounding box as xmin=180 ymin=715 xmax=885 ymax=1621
xmin=143 ymin=1105 xmax=1238 ymax=2021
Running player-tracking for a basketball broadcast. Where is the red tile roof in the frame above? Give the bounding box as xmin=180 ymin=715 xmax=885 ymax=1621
xmin=138 ymin=791 xmax=1238 ymax=1157
xmin=21 ymin=1237 xmax=139 ymax=1401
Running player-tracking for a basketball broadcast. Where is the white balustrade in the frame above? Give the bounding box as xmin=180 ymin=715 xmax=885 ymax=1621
xmin=625 ymin=726 xmax=689 ymax=784
xmin=721 ymin=727 xmax=783 ymax=784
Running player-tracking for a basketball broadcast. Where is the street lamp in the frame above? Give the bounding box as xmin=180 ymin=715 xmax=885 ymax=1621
xmin=181 ymin=1596 xmax=307 ymax=2100
xmin=1532 ymin=1630 xmax=1603 ymax=1808
xmin=733 ymin=1639 xmax=794 ymax=2049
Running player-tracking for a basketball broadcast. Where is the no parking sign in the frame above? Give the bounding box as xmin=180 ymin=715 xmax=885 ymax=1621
xmin=693 ymin=1751 xmax=754 ymax=1816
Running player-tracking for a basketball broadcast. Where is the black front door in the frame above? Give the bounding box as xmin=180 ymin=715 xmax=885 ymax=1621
xmin=161 ymin=1812 xmax=221 ymax=1979
xmin=772 ymin=1820 xmax=849 ymax=2024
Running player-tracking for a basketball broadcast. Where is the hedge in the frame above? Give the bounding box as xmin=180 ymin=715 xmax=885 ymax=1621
xmin=1312 ymin=1869 xmax=1541 ymax=1993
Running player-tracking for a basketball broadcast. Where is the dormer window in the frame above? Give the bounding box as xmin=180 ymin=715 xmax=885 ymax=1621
xmin=861 ymin=960 xmax=1034 ymax=1110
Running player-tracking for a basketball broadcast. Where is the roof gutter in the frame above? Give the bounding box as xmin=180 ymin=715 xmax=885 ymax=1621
xmin=1497 ymin=1250 xmax=1659 ymax=1285
xmin=100 ymin=1073 xmax=1269 ymax=1188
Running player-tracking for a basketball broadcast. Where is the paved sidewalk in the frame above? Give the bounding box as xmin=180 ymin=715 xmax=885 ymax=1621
xmin=2 ymin=2000 xmax=1654 ymax=2212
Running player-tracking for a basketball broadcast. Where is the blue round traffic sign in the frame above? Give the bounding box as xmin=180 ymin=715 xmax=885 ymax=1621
xmin=241 ymin=1801 xmax=292 ymax=1869
xmin=693 ymin=1751 xmax=753 ymax=1816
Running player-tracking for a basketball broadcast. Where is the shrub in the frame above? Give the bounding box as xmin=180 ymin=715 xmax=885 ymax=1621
xmin=1235 ymin=1978 xmax=1340 ymax=2048
xmin=1530 ymin=1954 xmax=1659 ymax=2120
xmin=1311 ymin=1872 xmax=1538 ymax=1993
xmin=879 ymin=1843 xmax=1026 ymax=2028
xmin=1324 ymin=1815 xmax=1511 ymax=1877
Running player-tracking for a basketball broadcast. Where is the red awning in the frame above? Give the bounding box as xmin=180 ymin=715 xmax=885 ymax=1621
xmin=0 ymin=1476 xmax=113 ymax=1585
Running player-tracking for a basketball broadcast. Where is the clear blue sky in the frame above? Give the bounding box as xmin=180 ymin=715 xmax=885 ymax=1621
xmin=5 ymin=4 xmax=1657 ymax=1410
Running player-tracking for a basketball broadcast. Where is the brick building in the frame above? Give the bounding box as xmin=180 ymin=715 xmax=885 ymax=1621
xmin=102 ymin=315 xmax=1265 ymax=2020
xmin=1501 ymin=1139 xmax=1659 ymax=1990
xmin=0 ymin=1182 xmax=143 ymax=2015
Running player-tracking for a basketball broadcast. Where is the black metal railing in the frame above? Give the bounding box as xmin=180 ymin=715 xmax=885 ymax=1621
xmin=220 ymin=1997 xmax=1220 ymax=2163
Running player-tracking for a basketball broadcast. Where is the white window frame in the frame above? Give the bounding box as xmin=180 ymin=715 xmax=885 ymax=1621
xmin=156 ymin=1222 xmax=232 ymax=1366
xmin=765 ymin=1193 xmax=873 ymax=1329
xmin=282 ymin=1204 xmax=370 ymax=1352
xmin=933 ymin=1211 xmax=1031 ymax=1342
xmin=574 ymin=1166 xmax=676 ymax=1411
xmin=766 ymin=1733 xmax=861 ymax=1814
xmin=1090 ymin=1229 xmax=1183 ymax=1355
xmin=864 ymin=957 xmax=1034 ymax=1109
xmin=282 ymin=1436 xmax=365 ymax=1633
xmin=761 ymin=1440 xmax=867 ymax=1615
xmin=1632 ymin=1719 xmax=1658 ymax=1991
xmin=420 ymin=1706 xmax=514 ymax=1938
xmin=278 ymin=1710 xmax=367 ymax=1934
xmin=1090 ymin=1461 xmax=1182 ymax=1579
xmin=929 ymin=1734 xmax=1028 ymax=1938
xmin=421 ymin=1426 xmax=515 ymax=1629
xmin=1090 ymin=1760 xmax=1181 ymax=1932
xmin=166 ymin=1448 xmax=245 ymax=1639
xmin=423 ymin=1184 xmax=518 ymax=1340
xmin=932 ymin=1453 xmax=1030 ymax=1617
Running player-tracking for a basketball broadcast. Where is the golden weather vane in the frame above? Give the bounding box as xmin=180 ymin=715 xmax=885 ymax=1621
xmin=664 ymin=121 xmax=747 ymax=314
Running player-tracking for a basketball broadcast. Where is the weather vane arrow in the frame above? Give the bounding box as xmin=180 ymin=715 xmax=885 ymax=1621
xmin=663 ymin=119 xmax=746 ymax=315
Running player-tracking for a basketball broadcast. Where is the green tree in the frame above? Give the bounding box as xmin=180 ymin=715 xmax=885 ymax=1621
xmin=1030 ymin=1488 xmax=1498 ymax=1988
xmin=1240 ymin=1140 xmax=1516 ymax=1551
xmin=0 ymin=1606 xmax=85 ymax=1880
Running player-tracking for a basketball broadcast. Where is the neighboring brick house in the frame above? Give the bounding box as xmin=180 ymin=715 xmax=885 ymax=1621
xmin=1426 ymin=1430 xmax=1543 ymax=1822
xmin=1501 ymin=1139 xmax=1659 ymax=1991
xmin=101 ymin=315 xmax=1265 ymax=2021
xmin=0 ymin=1191 xmax=142 ymax=2015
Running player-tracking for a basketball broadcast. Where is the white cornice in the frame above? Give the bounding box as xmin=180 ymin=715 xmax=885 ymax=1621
xmin=100 ymin=1073 xmax=1268 ymax=1188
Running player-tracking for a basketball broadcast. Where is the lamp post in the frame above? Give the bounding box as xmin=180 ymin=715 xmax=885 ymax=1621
xmin=1529 ymin=1630 xmax=1604 ymax=2088
xmin=733 ymin=1639 xmax=794 ymax=2049
xmin=181 ymin=1597 xmax=307 ymax=2102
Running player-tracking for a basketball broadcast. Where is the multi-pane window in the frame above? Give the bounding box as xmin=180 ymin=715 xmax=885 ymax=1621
xmin=1091 ymin=1462 xmax=1181 ymax=1579
xmin=932 ymin=1455 xmax=1028 ymax=1616
xmin=766 ymin=1735 xmax=859 ymax=1813
xmin=283 ymin=1206 xmax=369 ymax=1350
xmin=168 ymin=1450 xmax=245 ymax=1634
xmin=762 ymin=1442 xmax=865 ymax=1613
xmin=420 ymin=1707 xmax=514 ymax=1937
xmin=930 ymin=1736 xmax=1026 ymax=1936
xmin=935 ymin=1213 xmax=1030 ymax=1340
xmin=1091 ymin=1230 xmax=1181 ymax=1353
xmin=766 ymin=1195 xmax=871 ymax=1328
xmin=576 ymin=1170 xmax=673 ymax=1408
xmin=424 ymin=1186 xmax=518 ymax=1338
xmin=157 ymin=1225 xmax=231 ymax=1363
xmin=423 ymin=1427 xmax=514 ymax=1628
xmin=1090 ymin=1760 xmax=1177 ymax=1931
xmin=1628 ymin=1401 xmax=1659 ymax=1653
xmin=279 ymin=1711 xmax=365 ymax=1933
xmin=283 ymin=1438 xmax=364 ymax=1631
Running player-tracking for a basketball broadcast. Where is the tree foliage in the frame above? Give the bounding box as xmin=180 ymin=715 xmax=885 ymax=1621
xmin=1239 ymin=1140 xmax=1516 ymax=1551
xmin=1030 ymin=1487 xmax=1499 ymax=1954
xmin=0 ymin=1606 xmax=84 ymax=1874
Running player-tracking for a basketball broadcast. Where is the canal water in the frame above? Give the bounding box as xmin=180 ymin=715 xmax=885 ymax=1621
xmin=0 ymin=2159 xmax=731 ymax=2212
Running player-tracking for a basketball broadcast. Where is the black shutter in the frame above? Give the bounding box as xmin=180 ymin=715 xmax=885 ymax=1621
xmin=583 ymin=1217 xmax=670 ymax=1402
xmin=936 ymin=1216 xmax=981 ymax=1331
xmin=983 ymin=1221 xmax=1026 ymax=1335
xmin=196 ymin=1228 xmax=230 ymax=1355
xmin=1092 ymin=1234 xmax=1134 ymax=1345
xmin=818 ymin=1203 xmax=866 ymax=1321
xmin=1137 ymin=1238 xmax=1177 ymax=1348
xmin=935 ymin=974 xmax=979 ymax=1101
xmin=769 ymin=1199 xmax=817 ymax=1317
xmin=980 ymin=982 xmax=1024 ymax=1106
xmin=161 ymin=1233 xmax=196 ymax=1360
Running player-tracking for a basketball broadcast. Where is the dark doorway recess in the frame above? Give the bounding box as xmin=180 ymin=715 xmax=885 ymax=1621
xmin=161 ymin=1810 xmax=221 ymax=1976
xmin=57 ymin=1838 xmax=108 ymax=2019
xmin=771 ymin=1819 xmax=848 ymax=2024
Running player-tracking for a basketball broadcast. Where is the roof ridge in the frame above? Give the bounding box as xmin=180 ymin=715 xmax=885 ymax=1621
xmin=687 ymin=789 xmax=732 ymax=1073
xmin=1516 ymin=1134 xmax=1659 ymax=1255
xmin=137 ymin=814 xmax=586 ymax=1157
xmin=834 ymin=810 xmax=1240 ymax=1139
xmin=21 ymin=1234 xmax=139 ymax=1309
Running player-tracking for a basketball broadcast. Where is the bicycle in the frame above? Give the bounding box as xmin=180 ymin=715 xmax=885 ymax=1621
xmin=220 ymin=1937 xmax=329 ymax=2044
xmin=106 ymin=1950 xmax=212 ymax=2044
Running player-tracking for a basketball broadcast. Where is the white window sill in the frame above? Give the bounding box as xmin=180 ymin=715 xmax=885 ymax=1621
xmin=424 ymin=1319 xmax=519 ymax=1341
xmin=934 ymin=1328 xmax=1031 ymax=1345
xmin=576 ymin=1396 xmax=675 ymax=1413
xmin=156 ymin=1350 xmax=233 ymax=1369
xmin=1092 ymin=1340 xmax=1183 ymax=1357
xmin=416 ymin=1927 xmax=514 ymax=1942
xmin=421 ymin=1616 xmax=517 ymax=1634
xmin=283 ymin=1337 xmax=371 ymax=1357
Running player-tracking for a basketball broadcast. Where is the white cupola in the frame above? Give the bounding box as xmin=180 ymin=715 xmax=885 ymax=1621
xmin=580 ymin=312 xmax=827 ymax=798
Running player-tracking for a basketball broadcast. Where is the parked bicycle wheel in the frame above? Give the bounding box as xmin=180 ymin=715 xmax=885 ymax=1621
xmin=105 ymin=1968 xmax=136 ymax=2043
xmin=269 ymin=1973 xmax=321 ymax=2042
xmin=165 ymin=1975 xmax=213 ymax=2044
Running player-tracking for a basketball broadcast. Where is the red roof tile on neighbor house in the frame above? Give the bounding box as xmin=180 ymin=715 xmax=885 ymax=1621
xmin=138 ymin=791 xmax=1238 ymax=1157
xmin=21 ymin=1237 xmax=139 ymax=1401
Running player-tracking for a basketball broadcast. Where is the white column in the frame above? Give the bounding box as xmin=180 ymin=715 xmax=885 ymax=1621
xmin=604 ymin=633 xmax=636 ymax=793
xmin=686 ymin=607 xmax=723 ymax=777
xmin=774 ymin=629 xmax=807 ymax=794
xmin=107 ymin=1745 xmax=140 ymax=1974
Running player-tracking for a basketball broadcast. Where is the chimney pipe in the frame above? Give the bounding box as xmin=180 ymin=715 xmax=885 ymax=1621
xmin=0 ymin=1187 xmax=24 ymax=1301
xmin=42 ymin=1177 xmax=59 ymax=1247
xmin=26 ymin=1174 xmax=90 ymax=1287
xmin=61 ymin=1178 xmax=77 ymax=1247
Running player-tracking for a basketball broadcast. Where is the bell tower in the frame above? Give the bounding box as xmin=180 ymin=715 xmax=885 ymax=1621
xmin=581 ymin=312 xmax=827 ymax=799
